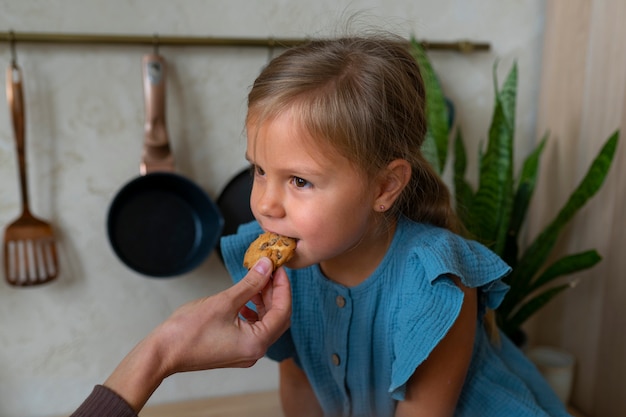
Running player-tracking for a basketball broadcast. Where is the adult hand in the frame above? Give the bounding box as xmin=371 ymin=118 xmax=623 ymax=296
xmin=103 ymin=257 xmax=291 ymax=412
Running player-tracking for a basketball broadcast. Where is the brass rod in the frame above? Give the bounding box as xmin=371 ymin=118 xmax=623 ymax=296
xmin=0 ymin=31 xmax=490 ymax=52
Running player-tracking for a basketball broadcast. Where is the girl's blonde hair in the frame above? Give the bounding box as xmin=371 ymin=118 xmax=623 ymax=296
xmin=247 ymin=36 xmax=459 ymax=232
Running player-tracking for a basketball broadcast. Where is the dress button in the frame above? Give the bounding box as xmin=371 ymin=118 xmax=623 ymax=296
xmin=332 ymin=353 xmax=341 ymax=366
xmin=336 ymin=295 xmax=346 ymax=308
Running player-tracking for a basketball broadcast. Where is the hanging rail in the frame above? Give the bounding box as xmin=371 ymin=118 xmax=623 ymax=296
xmin=0 ymin=31 xmax=490 ymax=53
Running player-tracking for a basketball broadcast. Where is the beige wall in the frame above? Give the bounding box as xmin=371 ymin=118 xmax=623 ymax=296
xmin=528 ymin=1 xmax=626 ymax=416
xmin=0 ymin=1 xmax=548 ymax=416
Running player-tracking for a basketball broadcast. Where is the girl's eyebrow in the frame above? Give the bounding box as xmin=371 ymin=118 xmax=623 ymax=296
xmin=245 ymin=152 xmax=324 ymax=177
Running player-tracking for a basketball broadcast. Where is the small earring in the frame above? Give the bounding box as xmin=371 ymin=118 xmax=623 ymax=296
xmin=379 ymin=205 xmax=386 ymax=212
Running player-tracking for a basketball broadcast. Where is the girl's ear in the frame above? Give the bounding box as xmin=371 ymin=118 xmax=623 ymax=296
xmin=374 ymin=159 xmax=411 ymax=212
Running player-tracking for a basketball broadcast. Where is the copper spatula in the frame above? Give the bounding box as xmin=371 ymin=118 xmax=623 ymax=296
xmin=3 ymin=63 xmax=58 ymax=286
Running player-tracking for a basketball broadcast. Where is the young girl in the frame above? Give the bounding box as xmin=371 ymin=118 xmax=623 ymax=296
xmin=221 ymin=36 xmax=571 ymax=417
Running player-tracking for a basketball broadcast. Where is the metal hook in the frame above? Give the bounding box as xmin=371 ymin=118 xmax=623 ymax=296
xmin=153 ymin=33 xmax=159 ymax=55
xmin=9 ymin=30 xmax=17 ymax=66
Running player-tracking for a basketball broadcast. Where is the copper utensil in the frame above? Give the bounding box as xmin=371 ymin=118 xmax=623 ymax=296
xmin=3 ymin=63 xmax=58 ymax=286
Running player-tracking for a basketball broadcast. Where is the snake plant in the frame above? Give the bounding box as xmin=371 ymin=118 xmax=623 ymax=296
xmin=410 ymin=39 xmax=620 ymax=339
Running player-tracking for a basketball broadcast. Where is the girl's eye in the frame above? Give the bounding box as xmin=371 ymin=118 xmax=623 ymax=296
xmin=292 ymin=176 xmax=310 ymax=188
xmin=251 ymin=164 xmax=265 ymax=176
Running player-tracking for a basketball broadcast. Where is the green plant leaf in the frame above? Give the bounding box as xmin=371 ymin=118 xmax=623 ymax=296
xmin=410 ymin=37 xmax=449 ymax=173
xmin=467 ymin=64 xmax=517 ymax=253
xmin=529 ymin=250 xmax=601 ymax=292
xmin=510 ymin=133 xmax=547 ymax=236
xmin=512 ymin=131 xmax=619 ymax=293
xmin=502 ymin=133 xmax=547 ymax=267
xmin=502 ymin=284 xmax=571 ymax=336
xmin=421 ymin=132 xmax=441 ymax=173
xmin=499 ymin=131 xmax=619 ymax=320
xmin=495 ymin=61 xmax=517 ymax=129
xmin=453 ymin=129 xmax=475 ymax=227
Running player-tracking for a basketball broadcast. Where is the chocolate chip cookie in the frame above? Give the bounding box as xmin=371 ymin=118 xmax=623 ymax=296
xmin=243 ymin=232 xmax=296 ymax=271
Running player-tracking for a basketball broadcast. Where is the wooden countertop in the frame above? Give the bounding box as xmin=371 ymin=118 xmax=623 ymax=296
xmin=139 ymin=390 xmax=586 ymax=417
xmin=140 ymin=390 xmax=283 ymax=417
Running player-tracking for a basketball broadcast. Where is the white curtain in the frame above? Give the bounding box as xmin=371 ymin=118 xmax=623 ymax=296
xmin=527 ymin=1 xmax=626 ymax=416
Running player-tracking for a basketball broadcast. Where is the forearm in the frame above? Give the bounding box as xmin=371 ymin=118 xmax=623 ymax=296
xmin=103 ymin=334 xmax=168 ymax=413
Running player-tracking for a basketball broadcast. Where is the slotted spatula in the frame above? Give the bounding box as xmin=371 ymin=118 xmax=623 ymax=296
xmin=3 ymin=63 xmax=59 ymax=286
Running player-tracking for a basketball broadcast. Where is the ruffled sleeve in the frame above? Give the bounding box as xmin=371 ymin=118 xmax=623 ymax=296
xmin=389 ymin=226 xmax=511 ymax=400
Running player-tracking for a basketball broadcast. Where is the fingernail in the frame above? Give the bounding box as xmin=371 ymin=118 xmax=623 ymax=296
xmin=253 ymin=257 xmax=272 ymax=275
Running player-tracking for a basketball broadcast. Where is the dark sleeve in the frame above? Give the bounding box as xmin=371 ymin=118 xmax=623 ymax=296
xmin=70 ymin=385 xmax=138 ymax=417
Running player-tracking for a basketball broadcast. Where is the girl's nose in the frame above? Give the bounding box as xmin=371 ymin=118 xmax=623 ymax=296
xmin=252 ymin=183 xmax=286 ymax=219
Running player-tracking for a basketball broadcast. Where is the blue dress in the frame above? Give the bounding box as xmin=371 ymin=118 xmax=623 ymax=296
xmin=221 ymin=217 xmax=571 ymax=417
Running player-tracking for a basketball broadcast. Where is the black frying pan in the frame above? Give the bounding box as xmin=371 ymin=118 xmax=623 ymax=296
xmin=107 ymin=54 xmax=223 ymax=277
xmin=215 ymin=167 xmax=254 ymax=262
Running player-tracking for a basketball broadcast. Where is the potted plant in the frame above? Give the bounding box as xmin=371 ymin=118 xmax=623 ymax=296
xmin=410 ymin=39 xmax=620 ymax=343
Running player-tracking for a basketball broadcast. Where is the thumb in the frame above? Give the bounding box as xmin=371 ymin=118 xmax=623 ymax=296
xmin=228 ymin=257 xmax=273 ymax=305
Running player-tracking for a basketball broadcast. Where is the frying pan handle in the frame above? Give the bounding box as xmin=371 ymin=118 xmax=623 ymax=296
xmin=6 ymin=64 xmax=32 ymax=215
xmin=141 ymin=54 xmax=174 ymax=175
